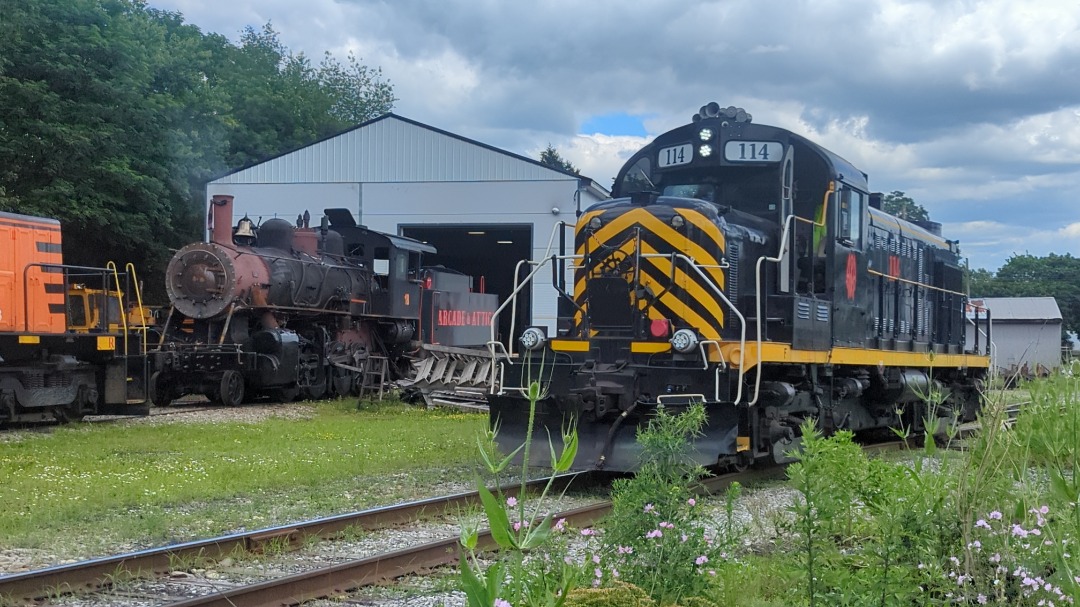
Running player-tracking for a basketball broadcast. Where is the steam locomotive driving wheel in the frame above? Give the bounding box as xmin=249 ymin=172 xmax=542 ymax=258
xmin=217 ymin=370 xmax=245 ymax=407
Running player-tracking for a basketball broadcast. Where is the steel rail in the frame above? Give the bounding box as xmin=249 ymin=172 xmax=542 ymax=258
xmin=163 ymin=467 xmax=784 ymax=607
xmin=0 ymin=474 xmax=589 ymax=604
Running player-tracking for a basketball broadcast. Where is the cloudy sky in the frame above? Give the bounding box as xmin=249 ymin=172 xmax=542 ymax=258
xmin=153 ymin=0 xmax=1080 ymax=271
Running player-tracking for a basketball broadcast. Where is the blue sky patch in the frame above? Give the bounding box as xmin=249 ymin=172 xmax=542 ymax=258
xmin=581 ymin=112 xmax=648 ymax=137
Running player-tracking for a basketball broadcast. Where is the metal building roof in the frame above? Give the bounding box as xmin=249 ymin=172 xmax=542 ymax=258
xmin=210 ymin=113 xmax=590 ymax=186
xmin=968 ymin=297 xmax=1063 ymax=322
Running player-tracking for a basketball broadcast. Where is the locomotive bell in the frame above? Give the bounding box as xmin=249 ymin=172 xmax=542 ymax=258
xmin=234 ymin=216 xmax=256 ymax=239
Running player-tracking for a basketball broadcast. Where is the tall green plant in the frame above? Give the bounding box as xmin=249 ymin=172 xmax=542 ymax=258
xmin=459 ymin=358 xmax=581 ymax=607
xmin=598 ymin=403 xmax=741 ymax=605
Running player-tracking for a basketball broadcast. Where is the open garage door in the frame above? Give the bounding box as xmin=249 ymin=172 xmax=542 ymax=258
xmin=400 ymin=224 xmax=532 ymax=347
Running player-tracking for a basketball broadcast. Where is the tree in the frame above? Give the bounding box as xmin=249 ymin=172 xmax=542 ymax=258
xmin=968 ymin=253 xmax=1080 ymax=335
xmin=883 ymin=190 xmax=929 ymax=222
xmin=539 ymin=144 xmax=580 ymax=175
xmin=0 ymin=2 xmax=394 ymax=300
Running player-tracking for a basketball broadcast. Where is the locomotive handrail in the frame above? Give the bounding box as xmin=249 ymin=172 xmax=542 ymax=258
xmin=487 ymin=253 xmax=584 ymax=392
xmin=494 ymin=222 xmax=577 ymax=360
xmin=666 ymin=253 xmax=747 ymax=405
xmin=105 ymin=262 xmax=130 ymax=356
xmin=751 ymin=191 xmax=829 ymax=406
xmin=124 ymin=262 xmax=150 ymax=355
xmin=21 ymin=263 xmax=113 ymax=334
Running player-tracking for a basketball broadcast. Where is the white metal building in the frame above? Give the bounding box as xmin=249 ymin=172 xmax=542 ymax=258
xmin=206 ymin=113 xmax=609 ymax=342
xmin=966 ymin=297 xmax=1063 ymax=378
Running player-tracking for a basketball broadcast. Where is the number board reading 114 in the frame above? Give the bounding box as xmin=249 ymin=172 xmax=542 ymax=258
xmin=658 ymin=144 xmax=692 ymax=168
xmin=724 ymin=141 xmax=782 ymax=162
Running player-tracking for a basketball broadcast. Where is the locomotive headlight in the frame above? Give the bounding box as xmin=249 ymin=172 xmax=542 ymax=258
xmin=670 ymin=214 xmax=685 ymax=229
xmin=588 ymin=216 xmax=602 ymax=230
xmin=699 ymin=144 xmax=713 ymax=158
xmin=698 ymin=128 xmax=713 ymax=141
xmin=519 ymin=327 xmax=547 ymax=351
xmin=670 ymin=329 xmax=699 ymax=353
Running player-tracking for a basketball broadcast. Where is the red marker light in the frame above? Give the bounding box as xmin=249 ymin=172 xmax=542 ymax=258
xmin=649 ymin=319 xmax=670 ymax=338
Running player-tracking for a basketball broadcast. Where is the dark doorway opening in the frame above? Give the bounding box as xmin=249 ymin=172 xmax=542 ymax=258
xmin=400 ymin=224 xmax=532 ymax=346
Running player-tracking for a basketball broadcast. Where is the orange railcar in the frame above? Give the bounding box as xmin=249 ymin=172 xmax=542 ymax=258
xmin=0 ymin=211 xmax=149 ymax=423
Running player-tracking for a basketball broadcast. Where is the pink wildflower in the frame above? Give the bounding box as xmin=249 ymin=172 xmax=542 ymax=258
xmin=659 ymin=521 xmax=674 ymax=529
xmin=695 ymin=555 xmax=709 ymax=565
xmin=617 ymin=545 xmax=634 ymax=554
xmin=594 ymin=568 xmax=602 ymax=578
xmin=592 ymin=554 xmax=600 ymax=564
xmin=580 ymin=528 xmax=597 ymax=536
xmin=643 ymin=503 xmax=654 ymax=513
xmin=513 ymin=522 xmax=522 ymax=531
xmin=646 ymin=529 xmax=663 ymax=539
xmin=989 ymin=510 xmax=1003 ymax=520
xmin=495 ymin=600 xmax=511 ymax=607
xmin=708 ymin=570 xmax=716 ymax=576
xmin=975 ymin=519 xmax=991 ymax=530
xmin=554 ymin=518 xmax=566 ymax=532
xmin=506 ymin=496 xmax=518 ymax=507
xmin=687 ymin=498 xmax=696 ymax=506
xmin=978 ymin=595 xmax=987 ymax=605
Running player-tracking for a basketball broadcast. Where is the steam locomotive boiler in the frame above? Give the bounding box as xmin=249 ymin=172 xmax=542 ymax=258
xmin=150 ymin=194 xmax=498 ymax=407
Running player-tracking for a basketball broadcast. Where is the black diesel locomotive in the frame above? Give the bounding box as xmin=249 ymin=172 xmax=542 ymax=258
xmin=489 ymin=103 xmax=991 ymax=472
xmin=149 ymin=194 xmax=497 ymax=406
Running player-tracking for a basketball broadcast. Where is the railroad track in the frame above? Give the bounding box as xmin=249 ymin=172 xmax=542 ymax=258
xmin=0 ymin=416 xmax=1017 ymax=605
xmin=0 ymin=474 xmax=594 ymax=605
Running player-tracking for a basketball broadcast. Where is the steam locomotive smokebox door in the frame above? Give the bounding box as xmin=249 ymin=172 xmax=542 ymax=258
xmin=586 ymin=277 xmax=633 ymax=329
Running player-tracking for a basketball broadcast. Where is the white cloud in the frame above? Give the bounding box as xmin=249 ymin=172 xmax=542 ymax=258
xmin=150 ymin=0 xmax=1080 ymax=271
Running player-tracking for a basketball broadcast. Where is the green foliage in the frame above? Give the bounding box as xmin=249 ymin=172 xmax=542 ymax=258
xmin=599 ymin=403 xmax=740 ymax=605
xmin=459 ymin=373 xmax=582 ymax=607
xmin=564 ymin=581 xmax=656 ymax=607
xmin=780 ymin=378 xmax=1080 ymax=606
xmin=0 ymin=400 xmax=482 ymax=550
xmin=0 ymin=2 xmax=394 ymax=299
xmin=882 ymin=190 xmax=929 ymax=222
xmin=539 ymin=144 xmax=580 ymax=175
xmin=968 ymin=253 xmax=1080 ymax=333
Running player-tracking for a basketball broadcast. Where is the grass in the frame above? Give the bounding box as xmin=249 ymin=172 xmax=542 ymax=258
xmin=0 ymin=399 xmax=486 ymax=557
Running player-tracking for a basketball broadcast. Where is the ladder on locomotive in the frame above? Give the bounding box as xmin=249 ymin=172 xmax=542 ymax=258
xmin=358 ymin=355 xmax=389 ymax=401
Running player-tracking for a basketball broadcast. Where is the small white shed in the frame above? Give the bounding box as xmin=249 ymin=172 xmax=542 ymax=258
xmin=966 ymin=297 xmax=1063 ymax=379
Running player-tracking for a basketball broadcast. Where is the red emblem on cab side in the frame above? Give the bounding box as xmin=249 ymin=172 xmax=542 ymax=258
xmin=845 ymin=253 xmax=857 ymax=300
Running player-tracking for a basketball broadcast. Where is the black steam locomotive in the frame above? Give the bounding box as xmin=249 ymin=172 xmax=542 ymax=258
xmin=149 ymin=195 xmax=497 ymax=406
xmin=489 ymin=103 xmax=991 ymax=472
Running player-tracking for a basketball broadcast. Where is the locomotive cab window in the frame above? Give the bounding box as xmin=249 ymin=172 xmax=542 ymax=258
xmin=838 ymin=187 xmax=865 ymax=248
xmin=618 ymin=157 xmax=655 ymax=194
xmin=68 ymin=294 xmax=87 ymax=328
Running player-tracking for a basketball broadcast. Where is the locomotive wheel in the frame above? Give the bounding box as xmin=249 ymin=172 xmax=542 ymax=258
xmin=148 ymin=371 xmax=173 ymax=407
xmin=331 ymin=367 xmax=357 ymax=397
xmin=218 ymin=370 xmax=245 ymax=407
xmin=301 ymin=381 xmax=326 ymax=401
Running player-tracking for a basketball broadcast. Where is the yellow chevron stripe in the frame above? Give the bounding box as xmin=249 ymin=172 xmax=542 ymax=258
xmin=638 ymin=239 xmax=725 ymax=328
xmin=573 ymin=209 xmax=725 ymax=299
xmin=571 ymin=238 xmax=722 ymax=339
